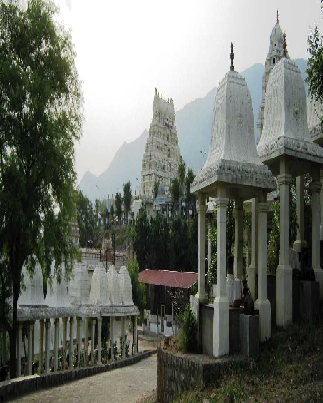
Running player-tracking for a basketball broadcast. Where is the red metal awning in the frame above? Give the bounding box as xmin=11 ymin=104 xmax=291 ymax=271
xmin=138 ymin=269 xmax=198 ymax=289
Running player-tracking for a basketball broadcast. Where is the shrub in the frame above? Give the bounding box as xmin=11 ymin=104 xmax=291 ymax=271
xmin=178 ymin=304 xmax=198 ymax=353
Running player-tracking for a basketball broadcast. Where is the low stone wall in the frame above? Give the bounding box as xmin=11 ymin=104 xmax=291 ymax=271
xmin=0 ymin=350 xmax=156 ymax=402
xmin=157 ymin=348 xmax=245 ymax=403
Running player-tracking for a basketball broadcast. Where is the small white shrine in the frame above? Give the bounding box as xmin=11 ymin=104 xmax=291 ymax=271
xmin=191 ymin=44 xmax=276 ymax=357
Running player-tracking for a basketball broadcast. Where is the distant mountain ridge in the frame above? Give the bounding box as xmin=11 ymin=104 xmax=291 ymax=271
xmin=79 ymin=59 xmax=307 ymax=201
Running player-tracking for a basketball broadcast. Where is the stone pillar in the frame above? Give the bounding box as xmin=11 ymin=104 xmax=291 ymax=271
xmin=197 ymin=194 xmax=207 ymax=302
xmin=54 ymin=318 xmax=59 ymax=372
xmin=121 ymin=317 xmax=126 ymax=359
xmin=97 ymin=317 xmax=102 ymax=364
xmin=84 ymin=317 xmax=88 ymax=365
xmin=234 ymin=199 xmax=244 ymax=280
xmin=133 ymin=316 xmax=138 ymax=354
xmin=69 ymin=317 xmax=74 ymax=370
xmin=91 ymin=319 xmax=96 ymax=365
xmin=247 ymin=198 xmax=258 ymax=300
xmin=38 ymin=319 xmax=44 ymax=374
xmin=311 ymin=173 xmax=323 ymax=296
xmin=62 ymin=317 xmax=67 ymax=369
xmin=254 ymin=196 xmax=271 ymax=341
xmin=17 ymin=322 xmax=23 ymax=377
xmin=26 ymin=322 xmax=34 ymax=375
xmin=32 ymin=325 xmax=34 ymax=363
xmin=207 ymin=216 xmax=212 ymax=272
xmin=276 ymin=167 xmax=293 ymax=327
xmin=320 ymin=170 xmax=323 ymax=240
xmin=110 ymin=317 xmax=115 ymax=362
xmin=45 ymin=319 xmax=51 ymax=373
xmin=76 ymin=317 xmax=82 ymax=367
xmin=293 ymin=175 xmax=307 ymax=252
xmin=213 ymin=187 xmax=229 ymax=357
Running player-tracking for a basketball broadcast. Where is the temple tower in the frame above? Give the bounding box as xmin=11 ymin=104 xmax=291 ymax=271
xmin=140 ymin=88 xmax=181 ymax=197
xmin=256 ymin=11 xmax=288 ymax=144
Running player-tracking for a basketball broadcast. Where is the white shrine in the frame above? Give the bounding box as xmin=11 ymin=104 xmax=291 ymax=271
xmin=140 ymin=88 xmax=181 ymax=198
xmin=191 ymin=43 xmax=276 ymax=356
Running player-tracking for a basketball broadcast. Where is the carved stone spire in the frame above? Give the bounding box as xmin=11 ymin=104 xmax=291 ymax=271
xmin=277 ymin=9 xmax=279 ymax=24
xmin=230 ymin=42 xmax=234 ymax=71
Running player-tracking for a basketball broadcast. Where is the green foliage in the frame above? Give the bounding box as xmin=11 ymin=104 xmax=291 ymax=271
xmin=148 ymin=213 xmax=170 ymax=269
xmin=185 ymin=168 xmax=196 ymax=215
xmin=123 ymin=181 xmax=132 ymax=224
xmin=127 ymin=258 xmax=146 ymax=321
xmin=153 ymin=180 xmax=160 ymax=199
xmin=178 ymin=304 xmax=198 ymax=353
xmin=132 ymin=207 xmax=150 ymax=269
xmin=115 ymin=192 xmax=122 ymax=224
xmin=76 ymin=190 xmax=96 ymax=247
xmin=170 ymin=177 xmax=180 ymax=205
xmin=268 ymin=201 xmax=280 ymax=275
xmin=0 ymin=0 xmax=82 ymax=377
xmin=178 ymin=156 xmax=186 ymax=193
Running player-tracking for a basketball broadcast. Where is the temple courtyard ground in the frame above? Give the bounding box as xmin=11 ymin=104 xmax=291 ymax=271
xmin=11 ymin=329 xmax=161 ymax=403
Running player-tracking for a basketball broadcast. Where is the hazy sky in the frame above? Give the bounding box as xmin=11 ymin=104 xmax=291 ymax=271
xmin=55 ymin=0 xmax=323 ymax=181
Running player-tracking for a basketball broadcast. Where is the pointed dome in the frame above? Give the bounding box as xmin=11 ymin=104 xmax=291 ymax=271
xmin=119 ymin=266 xmax=134 ymax=306
xmin=90 ymin=266 xmax=108 ymax=306
xmin=107 ymin=265 xmax=121 ymax=306
xmin=45 ymin=262 xmax=70 ymax=308
xmin=18 ymin=264 xmax=45 ymax=306
xmin=191 ymin=68 xmax=275 ymax=196
xmin=257 ymin=58 xmax=323 ymax=170
xmin=307 ymin=97 xmax=323 ymax=143
xmin=270 ymin=22 xmax=284 ymax=49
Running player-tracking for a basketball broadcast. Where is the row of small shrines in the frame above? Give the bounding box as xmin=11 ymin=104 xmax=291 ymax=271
xmin=191 ymin=35 xmax=323 ymax=358
xmin=15 ymin=315 xmax=138 ymax=378
xmin=11 ymin=262 xmax=139 ymax=377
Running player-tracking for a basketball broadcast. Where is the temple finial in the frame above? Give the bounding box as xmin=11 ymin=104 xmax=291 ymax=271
xmin=283 ymin=32 xmax=287 ymax=57
xmin=230 ymin=42 xmax=234 ymax=71
xmin=277 ymin=9 xmax=279 ymax=23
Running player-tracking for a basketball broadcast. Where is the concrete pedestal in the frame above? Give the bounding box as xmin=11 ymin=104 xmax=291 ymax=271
xmin=276 ymin=265 xmax=293 ymax=327
xmin=213 ymin=297 xmax=229 ymax=357
xmin=300 ymin=280 xmax=320 ymax=322
xmin=239 ymin=314 xmax=259 ymax=357
xmin=254 ymin=299 xmax=271 ymax=341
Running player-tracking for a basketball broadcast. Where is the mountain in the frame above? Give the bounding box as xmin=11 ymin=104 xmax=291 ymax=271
xmin=79 ymin=59 xmax=307 ymax=201
xmin=79 ymin=130 xmax=148 ymax=201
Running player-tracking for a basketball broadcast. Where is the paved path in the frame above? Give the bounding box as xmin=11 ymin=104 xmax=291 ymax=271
xmin=13 ymin=354 xmax=157 ymax=403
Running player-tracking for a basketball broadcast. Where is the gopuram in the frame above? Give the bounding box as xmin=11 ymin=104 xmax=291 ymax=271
xmin=140 ymin=88 xmax=181 ymax=199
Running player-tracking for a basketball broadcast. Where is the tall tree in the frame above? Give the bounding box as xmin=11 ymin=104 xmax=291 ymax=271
xmin=185 ymin=168 xmax=195 ymax=219
xmin=307 ymin=1 xmax=323 ymax=111
xmin=123 ymin=181 xmax=132 ymax=224
xmin=132 ymin=207 xmax=150 ymax=270
xmin=0 ymin=0 xmax=82 ymax=377
xmin=170 ymin=177 xmax=180 ymax=214
xmin=178 ymin=156 xmax=186 ymax=196
xmin=76 ymin=190 xmax=96 ymax=247
xmin=115 ymin=192 xmax=122 ymax=225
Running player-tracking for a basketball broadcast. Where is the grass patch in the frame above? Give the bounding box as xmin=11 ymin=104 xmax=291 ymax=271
xmin=176 ymin=320 xmax=323 ymax=402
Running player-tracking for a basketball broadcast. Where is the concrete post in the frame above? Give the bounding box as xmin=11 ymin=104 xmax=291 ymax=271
xmin=76 ymin=317 xmax=82 ymax=367
xmin=276 ymin=163 xmax=293 ymax=327
xmin=45 ymin=319 xmax=51 ymax=373
xmin=27 ymin=322 xmax=34 ymax=375
xmin=311 ymin=173 xmax=323 ymax=296
xmin=32 ymin=325 xmax=34 ymax=364
xmin=213 ymin=186 xmax=229 ymax=357
xmin=38 ymin=319 xmax=44 ymax=374
xmin=197 ymin=194 xmax=207 ymax=302
xmin=134 ymin=316 xmax=138 ymax=354
xmin=254 ymin=196 xmax=271 ymax=341
xmin=110 ymin=316 xmax=115 ymax=362
xmin=17 ymin=322 xmax=23 ymax=378
xmin=293 ymin=175 xmax=307 ymax=252
xmin=62 ymin=317 xmax=67 ymax=370
xmin=91 ymin=319 xmax=96 ymax=365
xmin=121 ymin=317 xmax=126 ymax=359
xmin=69 ymin=317 xmax=74 ymax=370
xmin=84 ymin=317 xmax=88 ymax=366
xmin=54 ymin=318 xmax=59 ymax=372
xmin=320 ymin=169 xmax=323 ymax=240
xmin=207 ymin=216 xmax=212 ymax=273
xmin=247 ymin=198 xmax=258 ymax=300
xmin=97 ymin=317 xmax=102 ymax=364
xmin=234 ymin=199 xmax=244 ymax=280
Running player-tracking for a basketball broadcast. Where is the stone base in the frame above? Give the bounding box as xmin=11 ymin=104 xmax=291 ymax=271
xmin=213 ymin=297 xmax=229 ymax=357
xmin=313 ymin=269 xmax=323 ymax=299
xmin=293 ymin=240 xmax=307 ymax=254
xmin=247 ymin=265 xmax=256 ymax=300
xmin=300 ymin=280 xmax=320 ymax=322
xmin=239 ymin=314 xmax=259 ymax=357
xmin=276 ymin=265 xmax=293 ymax=327
xmin=254 ymin=299 xmax=271 ymax=341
